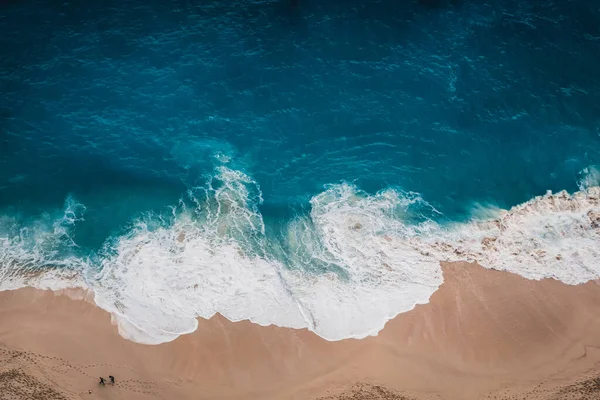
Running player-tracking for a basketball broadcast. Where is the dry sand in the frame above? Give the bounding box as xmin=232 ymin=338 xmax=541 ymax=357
xmin=1 ymin=261 xmax=600 ymax=400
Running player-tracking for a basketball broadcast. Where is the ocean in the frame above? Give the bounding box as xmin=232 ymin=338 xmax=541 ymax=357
xmin=1 ymin=0 xmax=599 ymax=344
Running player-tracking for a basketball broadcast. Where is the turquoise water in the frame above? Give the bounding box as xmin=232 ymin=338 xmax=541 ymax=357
xmin=1 ymin=0 xmax=599 ymax=343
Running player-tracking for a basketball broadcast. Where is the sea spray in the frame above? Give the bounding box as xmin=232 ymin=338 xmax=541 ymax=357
xmin=1 ymin=168 xmax=599 ymax=344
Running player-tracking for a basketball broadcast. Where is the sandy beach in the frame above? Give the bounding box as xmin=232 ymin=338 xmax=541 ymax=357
xmin=1 ymin=261 xmax=600 ymax=400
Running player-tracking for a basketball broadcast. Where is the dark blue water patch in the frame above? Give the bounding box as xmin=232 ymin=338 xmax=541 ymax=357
xmin=1 ymin=0 xmax=599 ymax=253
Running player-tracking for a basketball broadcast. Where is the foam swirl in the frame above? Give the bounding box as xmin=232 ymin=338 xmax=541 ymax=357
xmin=1 ymin=168 xmax=598 ymax=344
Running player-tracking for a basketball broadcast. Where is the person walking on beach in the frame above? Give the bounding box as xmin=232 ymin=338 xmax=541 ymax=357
xmin=99 ymin=377 xmax=106 ymax=386
xmin=109 ymin=375 xmax=115 ymax=385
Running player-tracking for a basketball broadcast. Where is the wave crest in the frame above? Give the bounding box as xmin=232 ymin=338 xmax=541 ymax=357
xmin=1 ymin=168 xmax=599 ymax=344
xmin=0 ymin=195 xmax=88 ymax=290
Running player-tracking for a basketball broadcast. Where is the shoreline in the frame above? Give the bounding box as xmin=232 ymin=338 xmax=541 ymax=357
xmin=2 ymin=185 xmax=598 ymax=346
xmin=2 ymin=262 xmax=600 ymax=399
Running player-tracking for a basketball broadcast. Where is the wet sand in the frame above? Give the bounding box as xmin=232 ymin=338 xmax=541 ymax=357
xmin=1 ymin=261 xmax=600 ymax=400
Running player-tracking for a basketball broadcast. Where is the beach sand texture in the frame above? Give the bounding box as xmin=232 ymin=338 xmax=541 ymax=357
xmin=2 ymin=261 xmax=600 ymax=400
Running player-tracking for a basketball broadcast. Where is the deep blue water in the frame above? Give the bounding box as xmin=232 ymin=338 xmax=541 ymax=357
xmin=1 ymin=0 xmax=600 ymax=252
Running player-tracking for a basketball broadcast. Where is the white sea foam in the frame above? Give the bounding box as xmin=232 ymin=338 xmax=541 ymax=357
xmin=1 ymin=168 xmax=599 ymax=344
xmin=0 ymin=195 xmax=89 ymax=291
xmin=281 ymin=184 xmax=443 ymax=340
xmin=438 ymin=188 xmax=600 ymax=283
xmin=90 ymin=177 xmax=444 ymax=343
xmin=579 ymin=166 xmax=600 ymax=191
xmin=92 ymin=167 xmax=306 ymax=344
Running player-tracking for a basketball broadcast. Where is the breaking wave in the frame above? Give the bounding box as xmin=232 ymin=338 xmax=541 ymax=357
xmin=1 ymin=167 xmax=599 ymax=344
